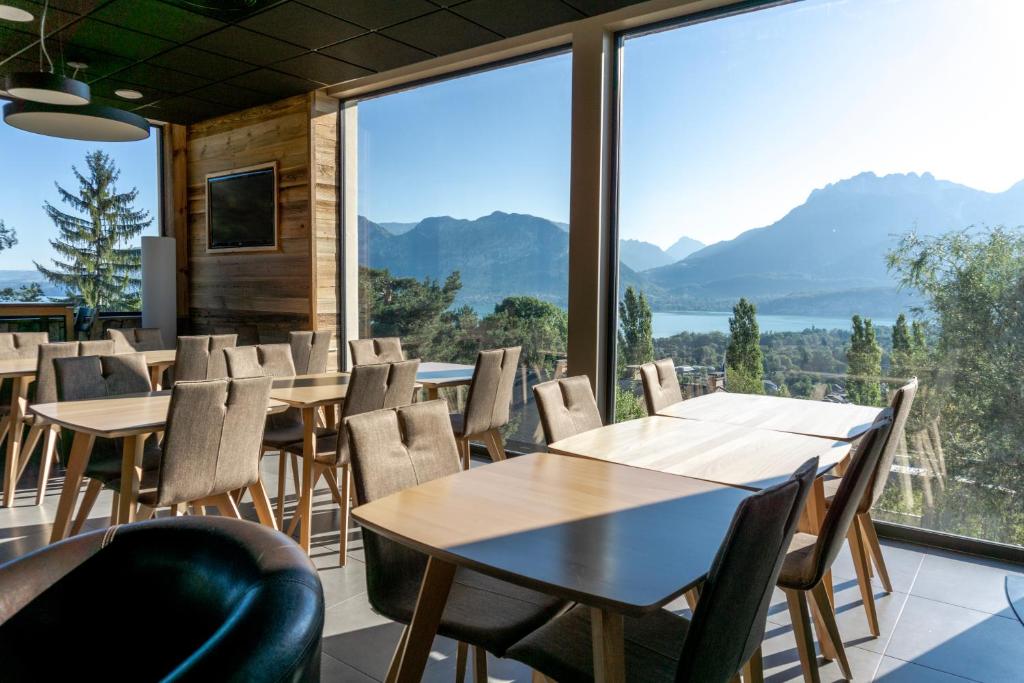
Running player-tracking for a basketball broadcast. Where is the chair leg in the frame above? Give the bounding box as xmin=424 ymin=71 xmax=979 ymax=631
xmin=34 ymin=426 xmax=59 ymax=506
xmin=338 ymin=464 xmax=350 ymax=567
xmin=169 ymin=502 xmax=184 ymax=517
xmin=784 ymin=588 xmax=821 ymax=683
xmin=290 ymin=452 xmax=301 ymax=495
xmin=859 ymin=512 xmax=893 ymax=593
xmin=457 ymin=437 xmax=471 ymax=470
xmin=14 ymin=423 xmax=44 ymax=483
xmin=810 ymin=583 xmax=852 ymax=679
xmin=109 ymin=491 xmax=120 ymax=526
xmin=276 ymin=449 xmax=288 ymax=529
xmin=136 ymin=505 xmax=155 ymax=521
xmin=210 ymin=493 xmax=242 ymax=519
xmin=249 ymin=479 xmax=277 ymax=529
xmin=472 ymin=645 xmax=487 ymax=683
xmin=323 ymin=466 xmax=345 ymax=507
xmin=743 ymin=647 xmax=764 ymax=683
xmin=192 ymin=502 xmax=205 ymax=515
xmin=385 ymin=625 xmax=410 ymax=683
xmin=483 ymin=429 xmax=506 ymax=462
xmin=684 ymin=587 xmax=700 ymax=612
xmin=847 ymin=520 xmax=881 ymax=637
xmin=455 ymin=641 xmax=468 ymax=683
xmin=71 ymin=479 xmax=102 ymax=536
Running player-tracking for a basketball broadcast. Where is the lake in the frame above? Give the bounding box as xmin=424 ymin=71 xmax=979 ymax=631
xmin=652 ymin=311 xmax=896 ymax=338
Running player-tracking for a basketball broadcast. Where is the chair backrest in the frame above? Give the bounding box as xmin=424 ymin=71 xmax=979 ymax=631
xmin=349 ymin=337 xmax=404 ymax=366
xmin=641 ymin=358 xmax=684 ymax=414
xmin=78 ymin=340 xmax=115 ymax=356
xmin=0 ymin=332 xmax=48 ymax=360
xmin=462 ymin=346 xmax=521 ymax=436
xmin=174 ymin=335 xmax=237 ymax=382
xmin=106 ymin=328 xmax=134 ymax=354
xmin=224 ymin=344 xmax=296 ymax=379
xmin=863 ymin=379 xmax=918 ymax=511
xmin=290 ymin=330 xmax=331 ymax=375
xmin=34 ymin=341 xmax=114 ymax=404
xmin=676 ymin=457 xmax=817 ymax=683
xmin=155 ymin=377 xmax=273 ymax=507
xmin=107 ymin=327 xmax=163 ymax=353
xmin=54 ymin=354 xmax=152 ymax=402
xmin=533 ymin=375 xmax=603 ymax=444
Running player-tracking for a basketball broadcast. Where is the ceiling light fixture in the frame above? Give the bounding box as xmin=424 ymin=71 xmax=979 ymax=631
xmin=3 ymin=0 xmax=90 ymax=106
xmin=3 ymin=100 xmax=150 ymax=141
xmin=0 ymin=5 xmax=33 ymax=22
xmin=114 ymin=89 xmax=144 ymax=100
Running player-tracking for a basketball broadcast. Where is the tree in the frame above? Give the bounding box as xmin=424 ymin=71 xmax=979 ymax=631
xmin=846 ymin=315 xmax=883 ymax=405
xmin=0 ymin=219 xmax=17 ymax=252
xmin=482 ymin=296 xmax=567 ymax=376
xmin=618 ymin=286 xmax=654 ymax=371
xmin=725 ymin=297 xmax=764 ymax=394
xmin=35 ymin=151 xmax=151 ymax=310
xmin=0 ymin=283 xmax=43 ymax=303
xmin=891 ymin=313 xmax=913 ymax=379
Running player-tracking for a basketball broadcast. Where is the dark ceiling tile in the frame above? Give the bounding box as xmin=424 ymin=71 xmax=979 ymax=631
xmin=273 ymin=51 xmax=369 ymax=85
xmin=57 ymin=45 xmax=134 ymax=81
xmin=116 ymin=61 xmax=210 ymax=93
xmin=320 ymin=33 xmax=431 ymax=72
xmin=190 ymin=26 xmax=305 ymax=66
xmin=26 ymin=0 xmax=104 ymax=14
xmin=224 ymin=67 xmax=319 ymax=96
xmin=149 ymin=45 xmax=252 ymax=79
xmin=453 ymin=0 xmax=583 ymax=37
xmin=239 ymin=3 xmax=364 ymax=50
xmin=299 ymin=0 xmax=435 ymax=29
xmin=9 ymin=0 xmax=79 ymax=28
xmin=57 ymin=18 xmax=175 ymax=60
xmin=89 ymin=0 xmax=225 ymax=42
xmin=0 ymin=56 xmax=37 ymax=87
xmin=159 ymin=0 xmax=280 ymax=23
xmin=0 ymin=25 xmax=37 ymax=58
xmin=382 ymin=10 xmax=500 ymax=56
xmin=88 ymin=77 xmax=169 ymax=105
xmin=560 ymin=0 xmax=646 ymax=16
xmin=190 ymin=81 xmax=276 ymax=109
xmin=139 ymin=94 xmax=233 ymax=124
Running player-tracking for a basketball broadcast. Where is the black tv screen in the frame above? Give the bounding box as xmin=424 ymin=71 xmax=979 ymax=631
xmin=207 ymin=165 xmax=277 ymax=250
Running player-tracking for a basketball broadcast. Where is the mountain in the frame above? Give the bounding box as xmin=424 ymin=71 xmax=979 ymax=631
xmin=378 ymin=221 xmax=419 ymax=235
xmin=618 ymin=239 xmax=673 ymax=272
xmin=665 ymin=236 xmax=704 ymax=261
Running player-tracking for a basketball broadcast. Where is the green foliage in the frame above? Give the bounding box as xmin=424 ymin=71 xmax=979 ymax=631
xmin=617 ymin=286 xmax=654 ymax=372
xmin=726 ymin=298 xmax=764 ymax=394
xmin=0 ymin=219 xmax=17 ymax=252
xmin=0 ymin=283 xmax=44 ymax=302
xmin=35 ymin=151 xmax=150 ymax=310
xmin=482 ymin=296 xmax=567 ymax=370
xmin=615 ymin=385 xmax=647 ymax=422
xmin=891 ymin=313 xmax=912 ymax=379
xmin=846 ymin=315 xmax=883 ymax=405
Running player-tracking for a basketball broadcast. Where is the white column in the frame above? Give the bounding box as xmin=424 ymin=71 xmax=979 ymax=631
xmin=141 ymin=235 xmax=177 ymax=347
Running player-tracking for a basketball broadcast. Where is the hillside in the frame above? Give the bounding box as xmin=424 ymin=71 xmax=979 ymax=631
xmin=619 ymin=239 xmax=673 ymax=271
xmin=666 ymin=235 xmax=704 ymax=261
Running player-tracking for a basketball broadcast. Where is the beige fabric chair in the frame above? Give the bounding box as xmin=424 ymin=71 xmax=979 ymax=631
xmin=641 ymin=358 xmax=684 ymax=414
xmin=106 ymin=327 xmax=164 ymax=353
xmin=284 ymin=359 xmax=420 ymax=564
xmin=346 ymin=400 xmax=568 ymax=682
xmin=777 ymin=410 xmax=895 ymax=681
xmin=0 ymin=333 xmax=48 ymax=457
xmin=289 ymin=330 xmax=331 ymax=375
xmin=533 ymin=375 xmax=603 ymax=444
xmin=174 ymin=334 xmax=237 ymax=382
xmin=224 ymin=344 xmax=295 ymax=378
xmin=450 ymin=347 xmax=521 ymax=468
xmin=348 ymin=337 xmax=403 ymax=365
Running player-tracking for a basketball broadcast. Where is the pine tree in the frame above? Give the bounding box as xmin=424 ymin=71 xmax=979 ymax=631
xmin=0 ymin=219 xmax=17 ymax=252
xmin=618 ymin=286 xmax=654 ymax=370
xmin=847 ymin=314 xmax=883 ymax=405
xmin=726 ymin=297 xmax=764 ymax=394
xmin=35 ymin=151 xmax=151 ymax=310
xmin=891 ymin=313 xmax=912 ymax=379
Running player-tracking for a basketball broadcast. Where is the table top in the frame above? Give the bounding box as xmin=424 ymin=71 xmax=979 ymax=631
xmin=416 ymin=362 xmax=475 ymax=388
xmin=548 ymin=416 xmax=850 ymax=491
xmin=31 ymin=391 xmax=287 ymax=438
xmin=270 ymin=372 xmax=352 ymax=408
xmin=352 ymin=452 xmax=751 ymax=614
xmin=657 ymin=392 xmax=883 ymax=441
xmin=0 ymin=348 xmax=177 ymax=378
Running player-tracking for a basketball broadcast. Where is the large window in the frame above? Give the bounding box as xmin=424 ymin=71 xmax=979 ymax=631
xmin=352 ymin=52 xmax=571 ymax=452
xmin=614 ymin=0 xmax=1024 ymax=546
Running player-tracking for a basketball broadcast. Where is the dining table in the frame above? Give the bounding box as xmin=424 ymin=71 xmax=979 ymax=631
xmin=352 ymin=452 xmax=753 ymax=683
xmin=415 ymin=361 xmax=475 ymax=400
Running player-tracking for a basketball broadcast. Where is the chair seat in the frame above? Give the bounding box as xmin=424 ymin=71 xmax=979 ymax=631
xmin=506 ymin=603 xmax=689 ymax=683
xmin=84 ymin=437 xmax=162 ymax=484
xmin=822 ymin=473 xmax=841 ymax=504
xmin=262 ymin=423 xmax=336 ymax=449
xmin=777 ymin=531 xmax=819 ymax=589
xmin=282 ymin=431 xmax=344 ymax=465
xmin=449 ymin=413 xmax=465 ymax=437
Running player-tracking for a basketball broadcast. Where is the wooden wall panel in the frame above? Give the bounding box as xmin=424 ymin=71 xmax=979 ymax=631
xmin=309 ymin=94 xmax=341 ymax=368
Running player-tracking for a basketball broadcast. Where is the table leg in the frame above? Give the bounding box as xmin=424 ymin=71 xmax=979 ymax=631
xmin=591 ymin=607 xmax=626 ymax=683
xmin=149 ymin=364 xmax=164 ymax=391
xmin=323 ymin=404 xmax=337 ymax=430
xmin=50 ymin=431 xmax=96 ymax=542
xmin=118 ymin=434 xmax=147 ymax=524
xmin=392 ymin=556 xmax=456 ymax=683
xmin=426 ymin=387 xmax=439 ymax=401
xmin=2 ymin=376 xmax=28 ymax=507
xmin=298 ymin=407 xmax=317 ymax=552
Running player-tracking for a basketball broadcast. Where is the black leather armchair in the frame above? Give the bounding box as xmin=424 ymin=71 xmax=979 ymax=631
xmin=0 ymin=517 xmax=324 ymax=682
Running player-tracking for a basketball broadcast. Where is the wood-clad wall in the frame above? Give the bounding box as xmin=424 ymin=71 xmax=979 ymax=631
xmin=180 ymin=94 xmax=340 ymax=346
xmin=310 ymin=94 xmax=341 ymax=368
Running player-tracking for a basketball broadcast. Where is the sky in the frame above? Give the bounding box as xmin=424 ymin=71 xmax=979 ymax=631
xmin=358 ymin=0 xmax=1024 ymax=250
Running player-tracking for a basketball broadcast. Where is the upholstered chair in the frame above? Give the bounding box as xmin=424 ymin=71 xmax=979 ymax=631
xmin=224 ymin=344 xmax=295 ymax=379
xmin=0 ymin=333 xmax=48 ymax=453
xmin=346 ymin=400 xmax=568 ymax=682
xmin=640 ymin=358 xmax=684 ymax=414
xmin=106 ymin=327 xmax=164 ymax=353
xmin=290 ymin=330 xmax=331 ymax=374
xmin=0 ymin=517 xmax=324 ymax=682
xmin=449 ymin=347 xmax=521 ymax=468
xmin=173 ymin=334 xmax=237 ymax=382
xmin=348 ymin=337 xmax=404 ymax=365
xmin=533 ymin=375 xmax=603 ymax=444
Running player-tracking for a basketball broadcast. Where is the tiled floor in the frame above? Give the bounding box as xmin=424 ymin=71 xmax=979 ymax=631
xmin=2 ymin=455 xmax=1023 ymax=682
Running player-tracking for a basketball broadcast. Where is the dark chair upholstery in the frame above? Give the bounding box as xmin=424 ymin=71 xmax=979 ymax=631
xmin=174 ymin=335 xmax=237 ymax=382
xmin=0 ymin=516 xmax=324 ymax=682
xmin=348 ymin=337 xmax=404 ymax=365
xmin=640 ymin=358 xmax=684 ymax=414
xmin=346 ymin=401 xmax=567 ymax=669
xmin=507 ymin=458 xmax=818 ymax=683
xmin=533 ymin=375 xmax=603 ymax=444
xmin=290 ymin=330 xmax=331 ymax=375
xmin=450 ymin=346 xmax=521 ymax=466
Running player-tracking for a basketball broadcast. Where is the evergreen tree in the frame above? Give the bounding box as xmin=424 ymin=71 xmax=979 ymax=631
xmin=891 ymin=313 xmax=913 ymax=378
xmin=35 ymin=151 xmax=151 ymax=310
xmin=0 ymin=219 xmax=17 ymax=252
xmin=618 ymin=286 xmax=654 ymax=371
xmin=725 ymin=297 xmax=764 ymax=394
xmin=846 ymin=314 xmax=883 ymax=405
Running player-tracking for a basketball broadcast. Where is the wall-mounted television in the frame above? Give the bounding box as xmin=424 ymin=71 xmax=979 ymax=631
xmin=206 ymin=162 xmax=278 ymax=252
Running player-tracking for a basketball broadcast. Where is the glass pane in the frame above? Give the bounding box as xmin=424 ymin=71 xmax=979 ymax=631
xmin=616 ymin=0 xmax=1024 ymax=546
xmin=354 ymin=53 xmax=571 ymax=453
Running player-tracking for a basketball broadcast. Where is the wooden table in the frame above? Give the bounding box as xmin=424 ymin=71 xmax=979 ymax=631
xmin=416 ymin=362 xmax=474 ymax=400
xmin=37 ymin=391 xmax=286 ymax=542
xmin=142 ymin=348 xmax=176 ymax=390
xmin=353 ymin=453 xmax=751 ymax=683
xmin=657 ymin=392 xmax=882 ymax=441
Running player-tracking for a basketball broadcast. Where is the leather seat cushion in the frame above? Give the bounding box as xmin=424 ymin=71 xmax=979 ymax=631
xmin=262 ymin=424 xmax=336 ymax=449
xmin=83 ymin=436 xmax=162 ymax=483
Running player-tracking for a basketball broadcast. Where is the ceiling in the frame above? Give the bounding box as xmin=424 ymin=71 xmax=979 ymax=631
xmin=0 ymin=0 xmax=645 ymax=125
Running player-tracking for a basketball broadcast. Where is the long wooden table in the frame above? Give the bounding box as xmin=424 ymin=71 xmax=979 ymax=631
xmin=353 ymin=453 xmax=752 ymax=683
xmin=415 ymin=362 xmax=474 ymax=400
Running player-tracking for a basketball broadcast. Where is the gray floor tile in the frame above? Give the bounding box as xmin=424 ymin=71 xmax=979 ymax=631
xmin=874 ymin=655 xmax=980 ymax=682
xmin=321 ymin=652 xmax=377 ymax=682
xmin=760 ymin=616 xmax=883 ymax=683
xmin=912 ymin=550 xmax=1024 ymax=618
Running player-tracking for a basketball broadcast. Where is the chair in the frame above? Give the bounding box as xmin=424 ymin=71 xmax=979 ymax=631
xmin=449 ymin=346 xmax=521 ymax=468
xmin=824 ymin=378 xmax=918 ymax=634
xmin=106 ymin=327 xmax=164 ymax=353
xmin=346 ymin=400 xmax=568 ymax=682
xmin=0 ymin=332 xmax=47 ymax=450
xmin=0 ymin=516 xmax=324 ymax=682
xmin=283 ymin=360 xmax=419 ymax=564
xmin=533 ymin=375 xmax=603 ymax=444
xmin=224 ymin=344 xmax=296 ymax=379
xmin=174 ymin=334 xmax=237 ymax=382
xmin=640 ymin=358 xmax=684 ymax=414
xmin=507 ymin=457 xmax=817 ymax=683
xmin=777 ymin=410 xmax=895 ymax=682
xmin=72 ymin=306 xmax=96 ymax=340
xmin=348 ymin=337 xmax=404 ymax=365
xmin=290 ymin=330 xmax=331 ymax=374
